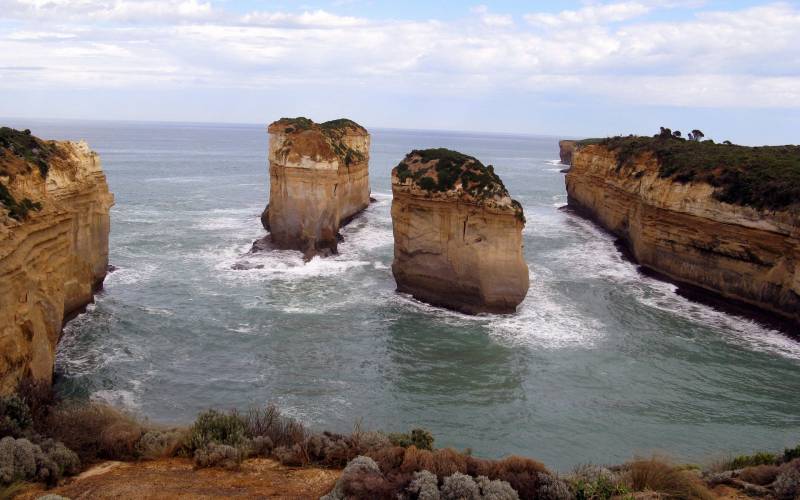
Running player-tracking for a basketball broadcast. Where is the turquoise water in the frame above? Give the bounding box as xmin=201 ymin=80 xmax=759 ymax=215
xmin=6 ymin=119 xmax=799 ymax=471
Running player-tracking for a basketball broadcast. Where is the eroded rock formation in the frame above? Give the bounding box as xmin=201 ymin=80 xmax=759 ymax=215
xmin=559 ymin=140 xmax=577 ymax=166
xmin=260 ymin=117 xmax=370 ymax=258
xmin=391 ymin=149 xmax=529 ymax=314
xmin=0 ymin=127 xmax=113 ymax=394
xmin=565 ymin=141 xmax=799 ymax=327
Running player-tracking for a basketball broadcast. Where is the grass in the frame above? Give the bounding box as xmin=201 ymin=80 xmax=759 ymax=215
xmin=593 ymin=131 xmax=800 ymax=211
xmin=626 ymin=457 xmax=713 ymax=500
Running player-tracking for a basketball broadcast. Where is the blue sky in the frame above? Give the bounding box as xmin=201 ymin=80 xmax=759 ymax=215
xmin=1 ymin=0 xmax=798 ymax=144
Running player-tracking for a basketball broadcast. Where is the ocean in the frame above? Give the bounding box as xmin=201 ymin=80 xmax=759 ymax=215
xmin=6 ymin=118 xmax=799 ymax=471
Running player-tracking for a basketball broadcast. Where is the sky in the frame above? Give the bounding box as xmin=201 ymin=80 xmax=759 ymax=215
xmin=0 ymin=0 xmax=798 ymax=144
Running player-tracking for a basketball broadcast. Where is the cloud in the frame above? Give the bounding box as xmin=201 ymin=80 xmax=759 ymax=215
xmin=0 ymin=1 xmax=798 ymax=108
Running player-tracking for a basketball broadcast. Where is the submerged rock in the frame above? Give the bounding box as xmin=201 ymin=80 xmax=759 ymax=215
xmin=390 ymin=148 xmax=529 ymax=314
xmin=0 ymin=127 xmax=113 ymax=393
xmin=261 ymin=117 xmax=370 ymax=259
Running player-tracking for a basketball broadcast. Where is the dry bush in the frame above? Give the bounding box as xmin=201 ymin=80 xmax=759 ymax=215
xmin=16 ymin=377 xmax=55 ymax=428
xmin=242 ymin=405 xmax=307 ymax=449
xmin=136 ymin=429 xmax=185 ymax=459
xmin=399 ymin=447 xmax=469 ymax=478
xmin=738 ymin=464 xmax=780 ymax=486
xmin=479 ymin=455 xmax=548 ymax=499
xmin=274 ymin=444 xmax=307 ymax=467
xmin=46 ymin=402 xmax=145 ymax=463
xmin=193 ymin=443 xmax=243 ymax=470
xmin=369 ymin=445 xmax=407 ymax=473
xmin=626 ymin=457 xmax=713 ymax=500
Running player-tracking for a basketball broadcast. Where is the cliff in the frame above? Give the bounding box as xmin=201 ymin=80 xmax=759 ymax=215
xmin=559 ymin=140 xmax=577 ymax=166
xmin=565 ymin=135 xmax=800 ymax=328
xmin=391 ymin=149 xmax=529 ymax=314
xmin=0 ymin=127 xmax=113 ymax=394
xmin=261 ymin=117 xmax=370 ymax=258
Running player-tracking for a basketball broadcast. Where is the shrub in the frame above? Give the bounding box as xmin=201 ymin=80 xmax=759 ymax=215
xmin=408 ymin=469 xmax=440 ymax=500
xmin=480 ymin=456 xmax=548 ymax=499
xmin=0 ymin=395 xmax=33 ymax=437
xmin=0 ymin=436 xmax=78 ymax=486
xmin=241 ymin=405 xmax=306 ymax=449
xmin=38 ymin=438 xmax=80 ymax=478
xmin=16 ymin=377 xmax=56 ymax=428
xmin=185 ymin=410 xmax=246 ymax=453
xmin=389 ymin=428 xmax=435 ymax=450
xmin=625 ymin=457 xmax=712 ymax=500
xmin=274 ymin=444 xmax=306 ymax=467
xmin=783 ymin=445 xmax=800 ymax=463
xmin=193 ymin=443 xmax=243 ymax=470
xmin=46 ymin=401 xmax=145 ymax=462
xmin=738 ymin=464 xmax=780 ymax=485
xmin=774 ymin=467 xmax=800 ymax=500
xmin=247 ymin=435 xmax=274 ymax=457
xmin=440 ymin=472 xmax=480 ymax=500
xmin=136 ymin=429 xmax=184 ymax=459
xmin=571 ymin=474 xmax=628 ymax=500
xmin=534 ymin=472 xmax=570 ymax=500
xmin=723 ymin=452 xmax=777 ymax=470
xmin=323 ymin=455 xmax=383 ymax=500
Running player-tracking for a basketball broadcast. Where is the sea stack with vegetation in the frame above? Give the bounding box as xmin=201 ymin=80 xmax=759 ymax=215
xmin=0 ymin=127 xmax=113 ymax=393
xmin=565 ymin=128 xmax=800 ymax=327
xmin=259 ymin=117 xmax=371 ymax=259
xmin=390 ymin=148 xmax=528 ymax=314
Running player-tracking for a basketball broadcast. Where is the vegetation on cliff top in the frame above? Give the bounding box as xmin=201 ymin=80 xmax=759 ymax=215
xmin=586 ymin=129 xmax=800 ymax=211
xmin=394 ymin=148 xmax=524 ymax=221
xmin=0 ymin=127 xmax=52 ymax=178
xmin=272 ymin=117 xmax=367 ymax=167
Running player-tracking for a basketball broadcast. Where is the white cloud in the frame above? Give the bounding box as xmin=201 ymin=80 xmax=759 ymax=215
xmin=0 ymin=1 xmax=798 ymax=108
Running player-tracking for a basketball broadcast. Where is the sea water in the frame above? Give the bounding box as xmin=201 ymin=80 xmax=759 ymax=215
xmin=5 ymin=119 xmax=798 ymax=471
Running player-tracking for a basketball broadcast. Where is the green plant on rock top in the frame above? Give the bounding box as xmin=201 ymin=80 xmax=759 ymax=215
xmin=724 ymin=451 xmax=778 ymax=470
xmin=388 ymin=428 xmax=434 ymax=451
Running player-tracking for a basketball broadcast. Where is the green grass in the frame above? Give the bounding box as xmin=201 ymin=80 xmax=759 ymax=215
xmin=594 ymin=133 xmax=800 ymax=211
xmin=0 ymin=127 xmax=52 ymax=177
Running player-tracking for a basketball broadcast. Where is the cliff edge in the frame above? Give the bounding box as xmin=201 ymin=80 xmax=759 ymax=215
xmin=0 ymin=127 xmax=113 ymax=394
xmin=565 ymin=133 xmax=800 ymax=328
xmin=391 ymin=149 xmax=529 ymax=314
xmin=260 ymin=117 xmax=370 ymax=258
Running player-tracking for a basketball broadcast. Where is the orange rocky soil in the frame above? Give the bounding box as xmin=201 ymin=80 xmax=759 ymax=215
xmin=18 ymin=458 xmax=340 ymax=499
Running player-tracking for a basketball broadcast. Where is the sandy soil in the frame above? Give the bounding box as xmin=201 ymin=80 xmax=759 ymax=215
xmin=18 ymin=458 xmax=340 ymax=499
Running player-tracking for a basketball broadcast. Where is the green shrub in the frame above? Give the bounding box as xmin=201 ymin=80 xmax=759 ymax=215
xmin=185 ymin=410 xmax=246 ymax=452
xmin=572 ymin=474 xmax=628 ymax=500
xmin=0 ymin=127 xmax=52 ymax=177
xmin=0 ymin=436 xmax=79 ymax=486
xmin=0 ymin=182 xmax=42 ymax=221
xmin=0 ymin=395 xmax=32 ymax=437
xmin=193 ymin=443 xmax=244 ymax=470
xmin=724 ymin=452 xmax=778 ymax=470
xmin=784 ymin=445 xmax=800 ymax=463
xmin=388 ymin=428 xmax=434 ymax=450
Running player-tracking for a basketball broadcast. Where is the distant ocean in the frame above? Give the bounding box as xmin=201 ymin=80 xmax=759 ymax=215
xmin=6 ymin=118 xmax=798 ymax=471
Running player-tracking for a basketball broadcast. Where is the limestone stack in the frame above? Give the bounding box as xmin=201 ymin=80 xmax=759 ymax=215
xmin=559 ymin=140 xmax=577 ymax=166
xmin=565 ymin=141 xmax=799 ymax=327
xmin=0 ymin=127 xmax=113 ymax=394
xmin=391 ymin=149 xmax=529 ymax=314
xmin=261 ymin=117 xmax=370 ymax=258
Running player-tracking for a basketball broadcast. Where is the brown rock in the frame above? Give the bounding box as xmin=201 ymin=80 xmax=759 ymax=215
xmin=0 ymin=129 xmax=113 ymax=393
xmin=559 ymin=140 xmax=577 ymax=166
xmin=263 ymin=117 xmax=370 ymax=258
xmin=390 ymin=149 xmax=529 ymax=314
xmin=565 ymin=144 xmax=800 ymax=327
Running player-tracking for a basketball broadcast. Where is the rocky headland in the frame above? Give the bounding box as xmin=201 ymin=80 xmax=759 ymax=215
xmin=258 ymin=117 xmax=370 ymax=259
xmin=0 ymin=127 xmax=113 ymax=394
xmin=390 ymin=149 xmax=528 ymax=314
xmin=558 ymin=140 xmax=577 ymax=166
xmin=564 ymin=131 xmax=800 ymax=329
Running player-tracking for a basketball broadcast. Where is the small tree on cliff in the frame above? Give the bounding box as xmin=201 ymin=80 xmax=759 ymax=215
xmin=657 ymin=127 xmax=673 ymax=139
xmin=672 ymin=130 xmax=682 ymax=138
xmin=688 ymin=129 xmax=705 ymax=142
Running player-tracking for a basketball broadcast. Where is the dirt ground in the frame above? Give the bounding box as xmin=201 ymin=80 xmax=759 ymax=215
xmin=18 ymin=458 xmax=340 ymax=499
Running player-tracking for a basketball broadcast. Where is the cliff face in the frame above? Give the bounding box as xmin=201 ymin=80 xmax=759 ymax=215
xmin=566 ymin=144 xmax=799 ymax=326
xmin=559 ymin=140 xmax=577 ymax=166
xmin=0 ymin=129 xmax=113 ymax=394
xmin=262 ymin=118 xmax=370 ymax=258
xmin=391 ymin=149 xmax=529 ymax=314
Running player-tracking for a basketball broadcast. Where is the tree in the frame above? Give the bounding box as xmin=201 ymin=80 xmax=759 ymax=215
xmin=657 ymin=127 xmax=673 ymax=139
xmin=672 ymin=130 xmax=682 ymax=138
xmin=688 ymin=129 xmax=705 ymax=142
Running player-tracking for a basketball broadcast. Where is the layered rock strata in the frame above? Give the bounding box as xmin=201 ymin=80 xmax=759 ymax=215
xmin=559 ymin=140 xmax=577 ymax=166
xmin=0 ymin=128 xmax=113 ymax=393
xmin=391 ymin=149 xmax=529 ymax=314
xmin=566 ymin=143 xmax=799 ymax=327
xmin=261 ymin=118 xmax=370 ymax=258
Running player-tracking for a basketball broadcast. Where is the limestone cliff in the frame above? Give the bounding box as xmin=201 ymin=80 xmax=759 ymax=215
xmin=0 ymin=127 xmax=113 ymax=394
xmin=565 ymin=141 xmax=799 ymax=327
xmin=261 ymin=117 xmax=370 ymax=258
xmin=391 ymin=149 xmax=529 ymax=314
xmin=559 ymin=140 xmax=577 ymax=166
